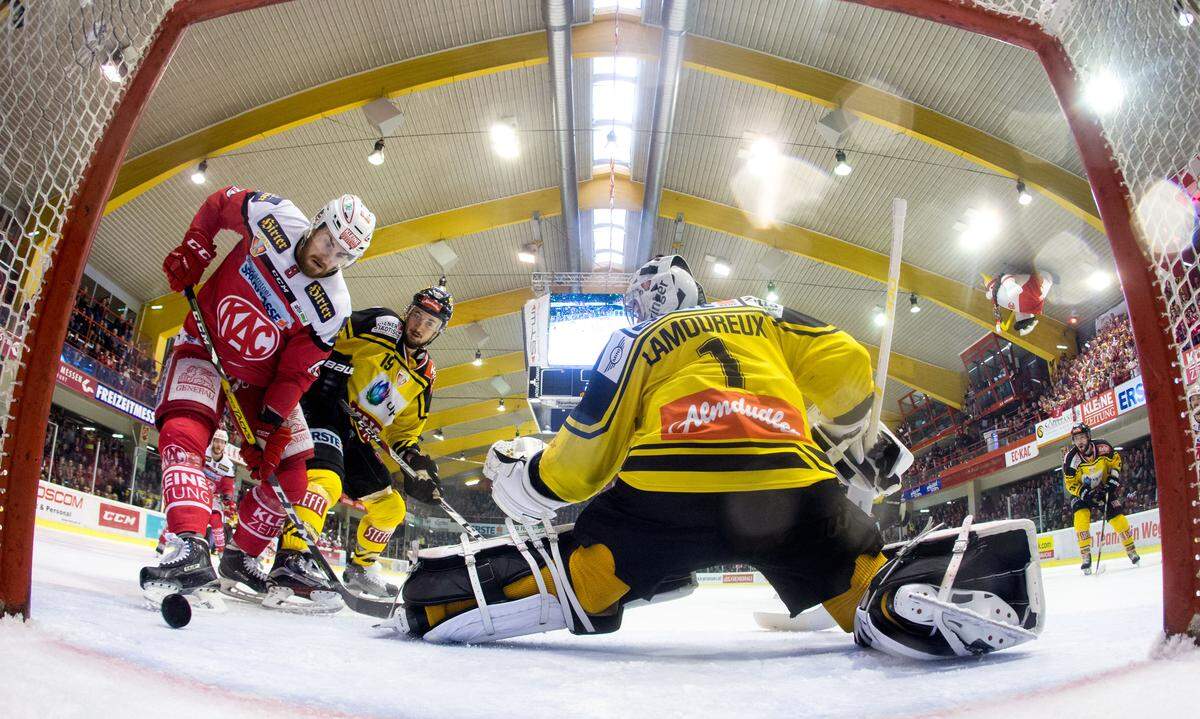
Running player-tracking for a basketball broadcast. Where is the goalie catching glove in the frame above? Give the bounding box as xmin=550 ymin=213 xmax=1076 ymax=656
xmin=484 ymin=436 xmax=564 ymax=523
xmin=815 ymin=414 xmax=913 ymax=495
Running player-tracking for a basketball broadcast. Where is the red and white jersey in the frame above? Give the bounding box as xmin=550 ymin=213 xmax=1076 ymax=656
xmin=203 ymin=448 xmax=236 ymax=484
xmin=204 ymin=448 xmax=236 ymax=507
xmin=183 ymin=186 xmax=352 ymax=418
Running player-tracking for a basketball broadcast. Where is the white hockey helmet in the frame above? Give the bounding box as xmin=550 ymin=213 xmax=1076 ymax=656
xmin=211 ymin=429 xmax=229 ymax=442
xmin=623 ymin=254 xmax=705 ymax=325
xmin=310 ymin=194 xmax=375 ymax=268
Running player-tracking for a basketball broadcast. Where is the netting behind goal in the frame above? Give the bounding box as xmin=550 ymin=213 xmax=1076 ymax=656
xmin=0 ymin=0 xmax=1197 ymax=635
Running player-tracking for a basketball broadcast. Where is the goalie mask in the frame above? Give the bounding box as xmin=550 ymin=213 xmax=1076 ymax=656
xmin=624 ymin=255 xmax=706 ymax=326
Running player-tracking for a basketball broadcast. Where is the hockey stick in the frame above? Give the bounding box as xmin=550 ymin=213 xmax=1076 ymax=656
xmin=865 ymin=198 xmax=907 ymax=450
xmin=181 ymin=287 xmax=394 ymax=618
xmin=1092 ymin=484 xmax=1111 ymax=576
xmin=337 ymin=399 xmax=484 ymax=542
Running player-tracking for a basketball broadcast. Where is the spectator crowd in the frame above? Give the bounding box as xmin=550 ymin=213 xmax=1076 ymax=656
xmin=65 ymin=289 xmax=159 ymax=405
xmin=1038 ymin=314 xmax=1138 ymax=418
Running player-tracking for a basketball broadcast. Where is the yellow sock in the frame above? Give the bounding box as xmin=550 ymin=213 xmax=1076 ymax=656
xmin=1073 ymin=508 xmax=1092 ymax=557
xmin=1108 ymin=514 xmax=1136 ymax=552
xmin=280 ymin=468 xmax=341 ymax=553
xmin=353 ymin=489 xmax=406 ymax=567
xmin=823 ymin=552 xmax=888 ymax=632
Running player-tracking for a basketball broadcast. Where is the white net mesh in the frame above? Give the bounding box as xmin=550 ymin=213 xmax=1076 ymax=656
xmin=0 ymin=0 xmax=175 ymax=559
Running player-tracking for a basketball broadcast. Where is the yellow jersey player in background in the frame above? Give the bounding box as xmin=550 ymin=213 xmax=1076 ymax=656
xmin=390 ymin=256 xmax=1045 ymax=659
xmin=275 ymin=287 xmax=450 ymax=607
xmin=1062 ymin=423 xmax=1141 ymax=574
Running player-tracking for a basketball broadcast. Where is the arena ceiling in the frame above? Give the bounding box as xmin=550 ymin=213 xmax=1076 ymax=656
xmin=90 ymin=0 xmax=1127 ymax=467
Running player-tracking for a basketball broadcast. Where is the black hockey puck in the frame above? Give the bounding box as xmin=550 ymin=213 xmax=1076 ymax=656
xmin=161 ymin=592 xmax=192 ymax=629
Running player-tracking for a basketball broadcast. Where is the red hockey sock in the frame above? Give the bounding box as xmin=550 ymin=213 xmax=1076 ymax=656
xmin=231 ymin=455 xmax=309 ymax=556
xmin=159 ymin=414 xmax=214 ymax=536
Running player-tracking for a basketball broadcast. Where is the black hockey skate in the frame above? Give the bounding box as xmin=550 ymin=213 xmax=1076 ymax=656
xmin=343 ymin=561 xmax=399 ymax=599
xmin=1081 ymin=553 xmax=1093 ymax=575
xmin=262 ymin=549 xmax=344 ymax=614
xmin=140 ymin=533 xmax=224 ymax=610
xmin=1128 ymin=548 xmax=1141 ymax=566
xmin=217 ymin=545 xmax=270 ymax=602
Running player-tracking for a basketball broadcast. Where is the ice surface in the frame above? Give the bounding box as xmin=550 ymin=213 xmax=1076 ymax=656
xmin=3 ymin=526 xmax=1196 ymax=718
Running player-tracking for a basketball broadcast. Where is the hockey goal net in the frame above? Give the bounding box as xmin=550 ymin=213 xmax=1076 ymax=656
xmin=0 ymin=0 xmax=1197 ymax=637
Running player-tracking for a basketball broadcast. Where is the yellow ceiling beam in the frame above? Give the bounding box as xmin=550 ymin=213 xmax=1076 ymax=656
xmin=426 ymin=395 xmax=530 ymax=430
xmin=138 ymin=287 xmax=535 ymax=365
xmin=427 ymin=421 xmax=540 ymax=460
xmin=108 ymin=19 xmax=1099 ymax=230
xmin=681 ymin=35 xmax=1101 ymax=231
xmin=657 ymin=185 xmax=1074 ymax=361
xmin=437 ymin=351 xmax=527 ymax=390
xmin=865 ymin=345 xmax=963 ymax=410
xmin=448 ymin=288 xmax=533 ymax=327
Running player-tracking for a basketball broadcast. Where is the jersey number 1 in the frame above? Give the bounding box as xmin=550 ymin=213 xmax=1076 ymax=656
xmin=698 ymin=337 xmax=745 ymax=388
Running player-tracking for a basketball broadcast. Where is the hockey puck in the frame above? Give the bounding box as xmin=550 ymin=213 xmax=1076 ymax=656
xmin=161 ymin=592 xmax=192 ymax=629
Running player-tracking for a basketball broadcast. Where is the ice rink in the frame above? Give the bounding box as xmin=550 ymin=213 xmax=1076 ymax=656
xmin=3 ymin=525 xmax=1197 ymax=718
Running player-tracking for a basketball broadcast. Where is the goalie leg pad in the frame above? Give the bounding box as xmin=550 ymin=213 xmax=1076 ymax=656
xmin=853 ymin=518 xmax=1044 ymax=660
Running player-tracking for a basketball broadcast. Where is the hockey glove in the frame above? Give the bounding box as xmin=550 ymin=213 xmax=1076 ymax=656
xmin=163 ymin=229 xmax=216 ymax=293
xmin=240 ymin=415 xmax=292 ymax=482
xmin=317 ymin=355 xmax=354 ymax=399
xmin=485 ymin=437 xmax=565 ymax=523
xmin=394 ymin=445 xmax=440 ymax=503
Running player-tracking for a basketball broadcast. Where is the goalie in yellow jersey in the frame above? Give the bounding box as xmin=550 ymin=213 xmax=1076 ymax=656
xmin=274 ymin=287 xmax=450 ymax=607
xmin=390 ymin=257 xmax=1045 ymax=659
xmin=1063 ymin=423 xmax=1141 ymax=574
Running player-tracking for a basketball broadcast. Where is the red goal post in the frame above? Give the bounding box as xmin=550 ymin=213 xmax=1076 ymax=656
xmin=1 ymin=0 xmax=1197 ymax=639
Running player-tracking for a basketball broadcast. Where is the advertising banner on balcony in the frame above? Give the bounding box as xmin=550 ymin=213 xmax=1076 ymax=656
xmin=1080 ymin=389 xmax=1119 ymax=428
xmin=1035 ymin=408 xmax=1078 ymax=447
xmin=1114 ymin=375 xmax=1145 ymax=415
xmin=56 ymin=357 xmax=155 ymax=427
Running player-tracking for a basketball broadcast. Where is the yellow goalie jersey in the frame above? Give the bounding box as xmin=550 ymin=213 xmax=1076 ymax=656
xmin=535 ymin=297 xmax=876 ymax=502
xmin=1062 ymin=441 xmax=1121 ymax=498
xmin=327 ymin=307 xmax=435 ymax=450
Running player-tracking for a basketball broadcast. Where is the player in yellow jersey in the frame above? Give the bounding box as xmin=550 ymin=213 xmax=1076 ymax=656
xmin=390 ymin=257 xmax=1045 ymax=659
xmin=1062 ymin=423 xmax=1140 ymax=574
xmin=272 ymin=287 xmax=450 ymax=608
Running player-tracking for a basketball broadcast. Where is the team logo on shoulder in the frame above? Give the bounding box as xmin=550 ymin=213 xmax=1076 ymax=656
xmin=366 ymin=378 xmax=391 ymax=405
xmin=305 ymin=282 xmax=336 ymax=322
xmin=257 ymin=214 xmax=291 ymax=253
xmin=249 ymin=238 xmax=268 ymax=257
xmin=372 ymin=315 xmax=401 ymax=340
xmin=251 ymin=191 xmax=282 ymax=205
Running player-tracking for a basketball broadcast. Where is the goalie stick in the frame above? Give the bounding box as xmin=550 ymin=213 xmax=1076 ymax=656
xmin=182 ymin=287 xmax=394 ymax=619
xmin=337 ymin=399 xmax=484 ymax=542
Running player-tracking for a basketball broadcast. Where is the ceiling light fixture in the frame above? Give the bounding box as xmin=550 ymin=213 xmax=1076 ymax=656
xmin=833 ymin=149 xmax=853 ymax=177
xmin=1177 ymin=0 xmax=1196 ymax=27
xmin=367 ymin=139 xmax=386 ymax=166
xmin=190 ymin=160 xmax=208 ymax=185
xmin=473 ymin=350 xmax=483 ymax=367
xmin=432 ymin=428 xmax=445 ymax=441
xmin=1016 ymin=179 xmax=1032 ymax=206
xmin=465 ymin=478 xmax=481 ymax=486
xmin=909 ymin=293 xmax=921 ymax=313
xmin=517 ymin=243 xmax=538 ymax=264
xmin=497 ymin=398 xmax=506 ymax=412
xmin=1082 ymin=67 xmax=1125 ymax=115
xmin=873 ymin=306 xmax=886 ymax=327
xmin=490 ymin=119 xmax=520 ymax=159
xmin=766 ymin=281 xmax=779 ymax=303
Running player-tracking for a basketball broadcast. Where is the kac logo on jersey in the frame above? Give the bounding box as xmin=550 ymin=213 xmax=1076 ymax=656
xmin=305 ymin=281 xmax=336 ymax=322
xmin=257 ymin=214 xmax=291 ymax=253
xmin=366 ymin=378 xmax=391 ymax=405
xmin=216 ymin=296 xmax=280 ymax=361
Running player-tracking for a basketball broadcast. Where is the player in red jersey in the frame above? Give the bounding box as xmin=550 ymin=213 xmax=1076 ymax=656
xmin=140 ymin=187 xmax=374 ymax=611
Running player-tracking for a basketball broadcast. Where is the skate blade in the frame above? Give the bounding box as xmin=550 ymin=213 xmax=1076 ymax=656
xmin=907 ymin=593 xmax=1038 ymax=649
xmin=261 ymin=586 xmax=344 ymax=615
xmin=142 ymin=581 xmax=227 ymax=613
xmin=216 ymin=577 xmax=266 ymax=604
